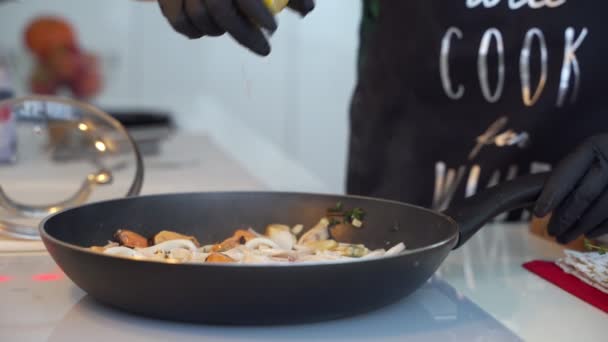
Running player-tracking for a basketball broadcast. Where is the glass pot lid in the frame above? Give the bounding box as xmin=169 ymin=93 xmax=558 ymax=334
xmin=0 ymin=95 xmax=143 ymax=240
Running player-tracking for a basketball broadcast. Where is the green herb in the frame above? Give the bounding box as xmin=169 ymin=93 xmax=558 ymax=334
xmin=326 ymin=202 xmax=366 ymax=228
xmin=328 ymin=201 xmax=344 ymax=213
xmin=344 ymin=207 xmax=365 ymax=223
xmin=328 ymin=218 xmax=341 ymax=227
xmin=584 ymin=239 xmax=608 ymax=255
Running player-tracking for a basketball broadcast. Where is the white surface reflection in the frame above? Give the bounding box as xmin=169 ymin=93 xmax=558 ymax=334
xmin=46 ymin=279 xmax=519 ymax=342
xmin=438 ymin=223 xmax=607 ymax=340
xmin=0 ymin=255 xmax=520 ymax=342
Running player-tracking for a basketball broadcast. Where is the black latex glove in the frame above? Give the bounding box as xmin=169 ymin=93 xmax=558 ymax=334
xmin=534 ymin=135 xmax=608 ymax=243
xmin=158 ymin=0 xmax=315 ymax=56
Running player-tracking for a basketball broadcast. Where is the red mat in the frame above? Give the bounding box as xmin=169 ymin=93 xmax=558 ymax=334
xmin=523 ymin=260 xmax=608 ymax=313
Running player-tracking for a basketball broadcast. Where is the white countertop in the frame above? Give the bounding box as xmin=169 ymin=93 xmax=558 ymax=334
xmin=0 ymin=133 xmax=606 ymax=341
xmin=438 ymin=223 xmax=607 ymax=341
xmin=0 ymin=254 xmax=523 ymax=342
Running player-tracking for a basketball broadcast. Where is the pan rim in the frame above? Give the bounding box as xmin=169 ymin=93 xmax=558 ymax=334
xmin=39 ymin=191 xmax=459 ymax=268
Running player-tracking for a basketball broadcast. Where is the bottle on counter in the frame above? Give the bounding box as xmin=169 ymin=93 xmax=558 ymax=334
xmin=0 ymin=54 xmax=16 ymax=164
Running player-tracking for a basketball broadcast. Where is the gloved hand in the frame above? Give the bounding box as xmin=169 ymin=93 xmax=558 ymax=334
xmin=158 ymin=0 xmax=314 ymax=56
xmin=534 ymin=134 xmax=608 ymax=243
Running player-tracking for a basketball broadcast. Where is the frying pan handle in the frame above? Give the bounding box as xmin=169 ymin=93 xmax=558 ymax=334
xmin=443 ymin=172 xmax=549 ymax=249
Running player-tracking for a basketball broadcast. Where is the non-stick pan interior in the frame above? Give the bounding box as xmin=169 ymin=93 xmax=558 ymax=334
xmin=43 ymin=192 xmax=457 ymax=252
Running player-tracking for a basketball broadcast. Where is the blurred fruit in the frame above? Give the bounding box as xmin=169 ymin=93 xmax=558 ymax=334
xmin=79 ymin=52 xmax=99 ymax=71
xmin=25 ymin=16 xmax=103 ymax=99
xmin=25 ymin=16 xmax=77 ymax=59
xmin=70 ymin=69 xmax=102 ymax=100
xmin=29 ymin=64 xmax=60 ymax=95
xmin=47 ymin=47 xmax=81 ymax=81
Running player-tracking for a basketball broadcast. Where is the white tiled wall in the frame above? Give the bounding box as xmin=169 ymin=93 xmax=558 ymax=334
xmin=0 ymin=0 xmax=361 ymax=193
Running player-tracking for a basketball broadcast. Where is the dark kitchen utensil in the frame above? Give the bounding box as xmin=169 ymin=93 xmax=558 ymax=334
xmin=106 ymin=110 xmax=173 ymax=129
xmin=40 ymin=173 xmax=547 ymax=325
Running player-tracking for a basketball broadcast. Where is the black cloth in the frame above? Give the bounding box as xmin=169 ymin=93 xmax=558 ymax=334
xmin=347 ymin=1 xmax=608 ymax=214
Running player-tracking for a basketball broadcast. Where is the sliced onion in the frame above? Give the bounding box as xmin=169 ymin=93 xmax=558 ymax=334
xmin=291 ymin=224 xmax=304 ymax=235
xmin=247 ymin=228 xmax=263 ymax=238
xmin=223 ymin=247 xmax=246 ymax=262
xmin=192 ymin=251 xmax=210 ymax=262
xmin=267 ymin=229 xmax=296 ymax=250
xmin=103 ymin=246 xmax=144 ymax=258
xmin=138 ymin=239 xmax=198 ymax=255
xmin=168 ymin=248 xmax=192 ymax=262
xmin=199 ymin=245 xmax=214 ymax=253
xmin=297 ymin=218 xmax=330 ymax=245
xmin=245 ymin=237 xmax=280 ymax=250
xmin=362 ymin=250 xmax=386 ymax=259
xmin=385 ymin=243 xmax=406 ymax=257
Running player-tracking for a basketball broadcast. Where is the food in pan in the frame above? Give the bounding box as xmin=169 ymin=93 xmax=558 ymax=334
xmin=89 ymin=204 xmax=406 ymax=264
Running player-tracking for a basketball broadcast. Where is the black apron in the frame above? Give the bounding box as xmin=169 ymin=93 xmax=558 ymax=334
xmin=347 ymin=0 xmax=608 ymax=217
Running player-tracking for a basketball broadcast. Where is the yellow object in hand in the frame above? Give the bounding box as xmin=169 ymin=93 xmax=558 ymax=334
xmin=264 ymin=0 xmax=289 ymax=14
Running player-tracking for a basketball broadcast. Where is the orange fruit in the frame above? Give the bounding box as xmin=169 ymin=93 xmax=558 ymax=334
xmin=24 ymin=16 xmax=78 ymax=60
xmin=29 ymin=64 xmax=60 ymax=95
xmin=70 ymin=68 xmax=102 ymax=99
xmin=47 ymin=48 xmax=82 ymax=80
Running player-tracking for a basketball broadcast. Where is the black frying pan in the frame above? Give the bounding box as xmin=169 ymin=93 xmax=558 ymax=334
xmin=40 ymin=174 xmax=547 ymax=325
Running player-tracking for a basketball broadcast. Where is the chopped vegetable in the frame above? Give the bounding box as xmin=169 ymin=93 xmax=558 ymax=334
xmin=328 ymin=218 xmax=341 ymax=227
xmin=385 ymin=243 xmax=406 ymax=256
xmin=327 ymin=201 xmax=344 ymax=213
xmin=90 ymin=241 xmax=118 ymax=253
xmin=104 ymin=246 xmax=144 ymax=258
xmin=326 ymin=202 xmax=366 ymax=228
xmin=153 ymin=230 xmax=200 ymax=247
xmin=90 ymin=246 xmax=106 ymax=253
xmin=137 ymin=239 xmax=198 ymax=255
xmin=304 ymin=239 xmax=338 ymax=251
xmin=90 ymin=211 xmax=406 ymax=264
xmin=336 ymin=244 xmax=368 ymax=257
xmin=200 ymin=245 xmax=215 ymax=253
xmin=245 ymin=237 xmax=281 ymax=250
xmin=584 ymin=239 xmax=608 ymax=255
xmin=344 ymin=208 xmax=366 ymax=225
xmin=298 ymin=218 xmax=330 ymax=245
xmin=168 ymin=248 xmax=191 ymax=262
xmin=291 ymin=224 xmax=304 ymax=235
xmin=266 ymin=224 xmax=296 ymax=250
